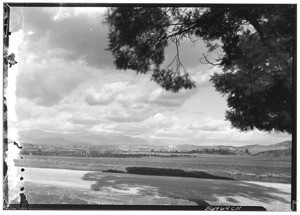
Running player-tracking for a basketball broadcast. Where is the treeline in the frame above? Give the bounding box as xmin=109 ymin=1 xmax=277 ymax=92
xmin=190 ymin=148 xmax=236 ymax=155
xmin=20 ymin=150 xmax=193 ymax=158
xmin=151 ymin=148 xmax=236 ymax=155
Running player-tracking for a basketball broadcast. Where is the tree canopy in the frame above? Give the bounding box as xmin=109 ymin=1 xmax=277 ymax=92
xmin=105 ymin=5 xmax=295 ymax=134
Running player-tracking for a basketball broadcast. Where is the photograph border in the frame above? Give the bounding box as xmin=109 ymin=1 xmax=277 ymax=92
xmin=2 ymin=2 xmax=297 ymax=211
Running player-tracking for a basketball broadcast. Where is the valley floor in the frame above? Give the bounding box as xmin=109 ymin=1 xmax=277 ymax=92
xmin=8 ymin=167 xmax=292 ymax=211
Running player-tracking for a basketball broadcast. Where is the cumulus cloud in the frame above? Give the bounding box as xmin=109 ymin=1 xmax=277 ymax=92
xmin=105 ymin=107 xmax=153 ymax=123
xmin=187 ymin=119 xmax=230 ymax=131
xmin=85 ymin=82 xmax=128 ymax=105
xmin=93 ymin=77 xmax=199 ymax=109
xmin=191 ymin=70 xmax=211 ymax=86
xmin=15 ymin=96 xmax=108 ymax=133
xmin=16 ymin=57 xmax=94 ymax=106
xmin=85 ymin=94 xmax=112 ymax=106
xmin=147 ymin=87 xmax=199 ymax=107
xmin=14 ymin=97 xmax=83 ymax=132
xmin=14 ymin=7 xmax=116 ymax=107
xmin=106 ymin=113 xmax=178 ymax=136
xmin=69 ymin=116 xmax=102 ymax=126
xmin=22 ymin=7 xmax=113 ymax=69
xmin=143 ymin=113 xmax=174 ymax=127
xmin=16 ymin=7 xmax=211 ymax=109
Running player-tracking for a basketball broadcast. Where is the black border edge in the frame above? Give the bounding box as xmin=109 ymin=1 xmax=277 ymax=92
xmin=5 ymin=204 xmax=267 ymax=211
xmin=2 ymin=2 xmax=10 ymax=210
xmin=4 ymin=3 xmax=294 ymax=8
xmin=3 ymin=3 xmax=297 ymax=211
xmin=291 ymin=3 xmax=297 ymax=212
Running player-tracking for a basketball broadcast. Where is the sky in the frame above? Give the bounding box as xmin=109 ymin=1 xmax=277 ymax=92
xmin=7 ymin=6 xmax=291 ymax=146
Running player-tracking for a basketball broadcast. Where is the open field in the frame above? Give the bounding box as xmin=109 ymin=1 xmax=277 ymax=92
xmin=14 ymin=154 xmax=291 ymax=183
xmin=9 ymin=167 xmax=291 ymax=211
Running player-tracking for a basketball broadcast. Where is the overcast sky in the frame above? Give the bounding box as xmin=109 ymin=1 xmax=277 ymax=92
xmin=7 ymin=7 xmax=291 ymax=146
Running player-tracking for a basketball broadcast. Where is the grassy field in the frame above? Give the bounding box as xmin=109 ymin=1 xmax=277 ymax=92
xmin=14 ymin=154 xmax=291 ymax=183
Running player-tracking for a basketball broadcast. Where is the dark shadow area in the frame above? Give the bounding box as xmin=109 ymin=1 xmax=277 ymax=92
xmin=125 ymin=167 xmax=234 ymax=180
xmin=103 ymin=167 xmax=234 ymax=180
xmin=103 ymin=169 xmax=125 ymax=173
xmin=82 ymin=171 xmax=290 ymax=206
xmin=187 ymin=198 xmax=210 ymax=206
xmin=226 ymin=197 xmax=240 ymax=203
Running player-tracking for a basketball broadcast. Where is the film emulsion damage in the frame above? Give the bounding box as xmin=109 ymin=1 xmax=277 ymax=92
xmin=3 ymin=4 xmax=27 ymax=210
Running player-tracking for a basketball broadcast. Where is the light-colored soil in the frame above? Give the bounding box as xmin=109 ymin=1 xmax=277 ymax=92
xmin=9 ymin=167 xmax=292 ymax=211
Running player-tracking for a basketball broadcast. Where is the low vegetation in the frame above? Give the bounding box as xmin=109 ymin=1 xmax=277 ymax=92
xmin=14 ymin=154 xmax=291 ymax=183
xmin=20 ymin=150 xmax=194 ymax=158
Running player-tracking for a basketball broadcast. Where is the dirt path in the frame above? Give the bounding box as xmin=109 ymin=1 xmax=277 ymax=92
xmin=9 ymin=167 xmax=291 ymax=211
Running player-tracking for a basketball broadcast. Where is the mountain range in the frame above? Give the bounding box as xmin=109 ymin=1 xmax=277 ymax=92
xmin=18 ymin=129 xmax=149 ymax=147
xmin=18 ymin=129 xmax=292 ymax=155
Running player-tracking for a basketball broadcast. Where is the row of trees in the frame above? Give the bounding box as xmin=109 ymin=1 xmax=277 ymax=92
xmin=20 ymin=150 xmax=193 ymax=158
xmin=190 ymin=148 xmax=236 ymax=155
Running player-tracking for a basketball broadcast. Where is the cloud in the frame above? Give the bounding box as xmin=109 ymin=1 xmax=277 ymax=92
xmin=88 ymin=76 xmax=199 ymax=109
xmin=20 ymin=7 xmax=220 ymax=79
xmin=22 ymin=8 xmax=54 ymax=40
xmin=69 ymin=116 xmax=101 ymax=126
xmin=187 ymin=119 xmax=230 ymax=131
xmin=22 ymin=7 xmax=114 ymax=69
xmin=85 ymin=94 xmax=113 ymax=106
xmin=105 ymin=113 xmax=177 ymax=136
xmin=191 ymin=70 xmax=211 ymax=86
xmin=15 ymin=7 xmax=118 ymax=107
xmin=14 ymin=97 xmax=83 ymax=132
xmin=16 ymin=57 xmax=94 ymax=106
xmin=147 ymin=87 xmax=199 ymax=107
xmin=105 ymin=108 xmax=152 ymax=123
xmin=143 ymin=113 xmax=174 ymax=127
xmin=17 ymin=7 xmax=212 ymax=109
xmin=85 ymin=82 xmax=129 ymax=105
xmin=52 ymin=7 xmax=72 ymax=21
xmin=15 ymin=97 xmax=108 ymax=133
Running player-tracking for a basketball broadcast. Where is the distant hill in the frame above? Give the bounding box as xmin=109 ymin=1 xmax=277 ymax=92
xmin=18 ymin=130 xmax=291 ymax=155
xmin=170 ymin=140 xmax=292 ymax=155
xmin=19 ymin=129 xmax=149 ymax=147
xmin=239 ymin=141 xmax=292 ymax=154
xmin=252 ymin=148 xmax=292 ymax=157
xmin=28 ymin=137 xmax=94 ymax=148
